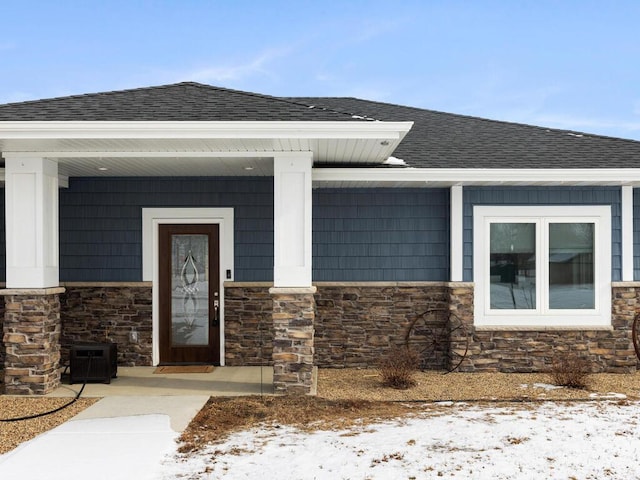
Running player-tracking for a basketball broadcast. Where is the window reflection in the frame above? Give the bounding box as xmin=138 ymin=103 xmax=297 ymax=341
xmin=549 ymin=223 xmax=594 ymax=309
xmin=489 ymin=223 xmax=536 ymax=309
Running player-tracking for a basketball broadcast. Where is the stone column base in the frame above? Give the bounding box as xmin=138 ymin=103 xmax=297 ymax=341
xmin=270 ymin=287 xmax=316 ymax=395
xmin=1 ymin=287 xmax=65 ymax=395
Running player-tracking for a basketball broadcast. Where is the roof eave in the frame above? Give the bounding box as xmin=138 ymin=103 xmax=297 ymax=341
xmin=312 ymin=167 xmax=640 ymax=187
xmin=0 ymin=120 xmax=414 ymax=140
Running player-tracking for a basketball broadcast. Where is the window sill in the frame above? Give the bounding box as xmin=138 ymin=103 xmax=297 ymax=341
xmin=474 ymin=325 xmax=613 ymax=331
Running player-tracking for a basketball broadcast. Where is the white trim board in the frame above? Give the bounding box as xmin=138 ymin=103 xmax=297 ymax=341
xmin=142 ymin=207 xmax=234 ymax=366
xmin=313 ymin=168 xmax=640 ymax=186
xmin=473 ymin=205 xmax=611 ymax=328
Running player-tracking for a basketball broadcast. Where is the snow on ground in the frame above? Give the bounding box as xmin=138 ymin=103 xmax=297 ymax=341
xmin=162 ymin=401 xmax=640 ymax=479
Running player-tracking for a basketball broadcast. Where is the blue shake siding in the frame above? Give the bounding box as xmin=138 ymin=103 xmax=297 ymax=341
xmin=312 ymin=188 xmax=450 ymax=281
xmin=0 ymin=182 xmax=632 ymax=282
xmin=58 ymin=177 xmax=274 ymax=282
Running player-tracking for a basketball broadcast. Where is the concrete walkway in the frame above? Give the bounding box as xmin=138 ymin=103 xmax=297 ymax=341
xmin=0 ymin=366 xmax=274 ymax=479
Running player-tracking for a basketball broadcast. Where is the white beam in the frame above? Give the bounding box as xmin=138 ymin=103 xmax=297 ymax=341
xmin=0 ymin=120 xmax=413 ymax=140
xmin=273 ymin=153 xmax=313 ymax=287
xmin=450 ymin=186 xmax=463 ymax=281
xmin=622 ymin=185 xmax=634 ymax=281
xmin=4 ymin=156 xmax=59 ymax=288
xmin=313 ymin=168 xmax=640 ymax=186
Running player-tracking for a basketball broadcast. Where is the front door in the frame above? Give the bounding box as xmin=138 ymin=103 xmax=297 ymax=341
xmin=159 ymin=224 xmax=220 ymax=364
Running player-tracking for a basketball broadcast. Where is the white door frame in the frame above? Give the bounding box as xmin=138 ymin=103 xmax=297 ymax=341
xmin=142 ymin=208 xmax=234 ymax=366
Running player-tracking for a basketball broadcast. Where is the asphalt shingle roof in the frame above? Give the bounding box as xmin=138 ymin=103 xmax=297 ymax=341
xmin=1 ymin=82 xmax=640 ymax=168
xmin=0 ymin=82 xmax=359 ymax=122
xmin=286 ymin=96 xmax=640 ymax=169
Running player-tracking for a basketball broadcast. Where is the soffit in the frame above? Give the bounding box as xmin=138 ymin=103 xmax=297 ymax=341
xmin=0 ymin=121 xmax=412 ymax=177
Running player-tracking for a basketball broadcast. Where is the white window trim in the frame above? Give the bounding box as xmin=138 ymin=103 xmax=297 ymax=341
xmin=473 ymin=205 xmax=611 ymax=327
xmin=142 ymin=207 xmax=234 ymax=365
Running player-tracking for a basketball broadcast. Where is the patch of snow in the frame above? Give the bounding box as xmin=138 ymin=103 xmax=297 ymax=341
xmin=567 ymin=132 xmax=584 ymax=138
xmin=383 ymin=156 xmax=407 ymax=166
xmin=161 ymin=402 xmax=640 ymax=479
xmin=589 ymin=392 xmax=627 ymax=399
xmin=532 ymin=383 xmax=564 ymax=391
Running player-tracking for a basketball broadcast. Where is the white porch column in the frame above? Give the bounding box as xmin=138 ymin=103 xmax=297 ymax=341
xmin=273 ymin=152 xmax=314 ymax=287
xmin=450 ymin=185 xmax=463 ymax=282
xmin=4 ymin=156 xmax=60 ymax=288
xmin=271 ymin=153 xmax=316 ymax=394
xmin=622 ymin=185 xmax=634 ymax=281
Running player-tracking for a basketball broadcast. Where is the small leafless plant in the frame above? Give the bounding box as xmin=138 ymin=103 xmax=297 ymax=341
xmin=378 ymin=346 xmax=420 ymax=389
xmin=549 ymin=352 xmax=592 ymax=389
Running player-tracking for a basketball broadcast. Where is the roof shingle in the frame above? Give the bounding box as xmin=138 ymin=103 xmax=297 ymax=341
xmin=0 ymin=82 xmax=360 ymax=122
xmin=287 ymin=96 xmax=640 ymax=169
xmin=2 ymin=82 xmax=640 ymax=169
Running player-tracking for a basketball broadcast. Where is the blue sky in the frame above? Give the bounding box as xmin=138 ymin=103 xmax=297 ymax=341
xmin=1 ymin=0 xmax=640 ymax=140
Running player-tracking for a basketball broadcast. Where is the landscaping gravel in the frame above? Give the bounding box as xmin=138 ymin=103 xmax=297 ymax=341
xmin=317 ymin=368 xmax=640 ymax=402
xmin=0 ymin=397 xmax=97 ymax=454
xmin=2 ymin=368 xmax=640 ymax=456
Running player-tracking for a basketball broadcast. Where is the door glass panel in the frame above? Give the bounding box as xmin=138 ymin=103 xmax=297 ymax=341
xmin=489 ymin=223 xmax=536 ymax=309
xmin=171 ymin=234 xmax=209 ymax=346
xmin=549 ymin=223 xmax=594 ymax=309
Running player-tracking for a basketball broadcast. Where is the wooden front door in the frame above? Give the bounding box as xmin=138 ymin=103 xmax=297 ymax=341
xmin=159 ymin=224 xmax=220 ymax=364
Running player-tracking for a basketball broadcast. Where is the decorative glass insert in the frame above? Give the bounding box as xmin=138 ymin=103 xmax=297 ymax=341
xmin=171 ymin=234 xmax=209 ymax=346
xmin=489 ymin=223 xmax=536 ymax=309
xmin=549 ymin=223 xmax=595 ymax=309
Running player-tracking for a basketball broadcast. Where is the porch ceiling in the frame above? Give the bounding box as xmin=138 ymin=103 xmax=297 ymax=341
xmin=0 ymin=121 xmax=413 ymax=177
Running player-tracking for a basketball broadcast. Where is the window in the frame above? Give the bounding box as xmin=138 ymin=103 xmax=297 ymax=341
xmin=474 ymin=206 xmax=611 ymax=327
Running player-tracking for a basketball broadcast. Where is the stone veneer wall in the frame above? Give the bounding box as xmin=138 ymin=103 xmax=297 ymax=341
xmin=2 ymin=289 xmax=63 ymax=395
xmin=224 ymin=284 xmax=274 ymax=366
xmin=2 ymin=282 xmax=632 ymax=380
xmin=271 ymin=288 xmax=316 ymax=394
xmin=314 ymin=283 xmax=449 ymax=368
xmin=225 ymin=282 xmax=639 ymax=373
xmin=0 ymin=296 xmax=5 ymax=391
xmin=223 ymin=283 xmax=450 ymax=369
xmin=59 ymin=284 xmax=153 ymax=367
xmin=454 ymin=283 xmax=638 ymax=373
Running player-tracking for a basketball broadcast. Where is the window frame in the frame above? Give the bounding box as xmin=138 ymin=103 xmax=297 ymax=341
xmin=473 ymin=205 xmax=611 ymax=327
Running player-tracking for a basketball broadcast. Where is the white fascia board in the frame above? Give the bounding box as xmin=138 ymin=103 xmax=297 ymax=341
xmin=0 ymin=121 xmax=413 ymax=140
xmin=313 ymin=167 xmax=640 ymax=186
xmin=9 ymin=151 xmax=283 ymax=159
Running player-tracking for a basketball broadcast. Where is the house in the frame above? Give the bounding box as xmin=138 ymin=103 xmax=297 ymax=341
xmin=0 ymin=82 xmax=639 ymax=395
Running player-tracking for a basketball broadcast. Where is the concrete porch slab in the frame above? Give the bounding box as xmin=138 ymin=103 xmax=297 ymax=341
xmin=47 ymin=366 xmax=274 ymax=397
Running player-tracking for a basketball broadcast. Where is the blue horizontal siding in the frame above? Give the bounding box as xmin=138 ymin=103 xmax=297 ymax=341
xmin=2 ymin=182 xmax=628 ymax=284
xmin=463 ymin=186 xmax=622 ymax=282
xmin=58 ymin=177 xmax=273 ymax=282
xmin=312 ymin=188 xmax=450 ymax=281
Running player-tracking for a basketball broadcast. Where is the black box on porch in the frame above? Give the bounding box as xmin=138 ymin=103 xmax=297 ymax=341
xmin=70 ymin=343 xmax=118 ymax=384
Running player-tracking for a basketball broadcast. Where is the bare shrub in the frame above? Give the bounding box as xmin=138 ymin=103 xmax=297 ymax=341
xmin=378 ymin=346 xmax=420 ymax=389
xmin=549 ymin=353 xmax=592 ymax=389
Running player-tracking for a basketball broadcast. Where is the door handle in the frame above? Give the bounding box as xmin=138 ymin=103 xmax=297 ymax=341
xmin=212 ymin=299 xmax=220 ymax=327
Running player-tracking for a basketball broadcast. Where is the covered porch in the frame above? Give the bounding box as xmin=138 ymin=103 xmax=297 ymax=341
xmin=0 ymin=117 xmax=411 ymax=396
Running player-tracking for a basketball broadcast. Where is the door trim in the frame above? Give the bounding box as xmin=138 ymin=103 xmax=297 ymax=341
xmin=142 ymin=208 xmax=234 ymax=366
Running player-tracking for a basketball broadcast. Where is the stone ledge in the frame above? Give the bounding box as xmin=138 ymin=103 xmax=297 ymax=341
xmin=0 ymin=287 xmax=65 ymax=296
xmin=270 ymin=287 xmax=317 ymax=295
xmin=224 ymin=282 xmax=273 ymax=287
xmin=314 ymin=281 xmax=474 ymax=287
xmin=225 ymin=282 xmax=475 ymax=288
